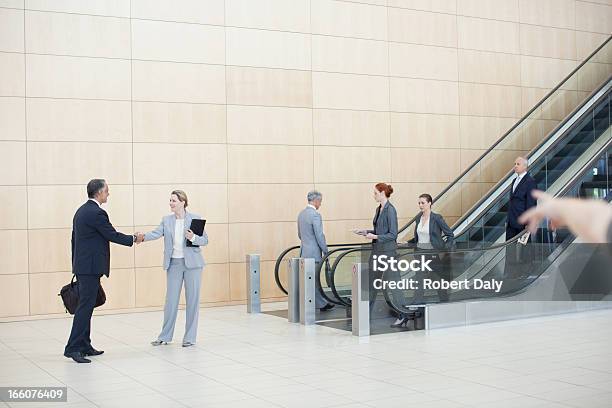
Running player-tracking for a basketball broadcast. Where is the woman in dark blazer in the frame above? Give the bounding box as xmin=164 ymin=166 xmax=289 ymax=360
xmin=354 ymin=182 xmax=399 ymax=249
xmin=411 ymin=194 xmax=454 ymax=250
xmin=410 ymin=193 xmax=454 ymax=306
xmin=354 ymin=183 xmax=408 ymax=327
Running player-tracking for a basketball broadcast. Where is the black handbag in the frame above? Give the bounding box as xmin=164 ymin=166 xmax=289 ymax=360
xmin=58 ymin=276 xmax=106 ymax=314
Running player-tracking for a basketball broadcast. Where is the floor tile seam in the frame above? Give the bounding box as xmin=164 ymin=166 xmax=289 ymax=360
xmin=0 ymin=331 xmax=100 ymax=408
xmin=81 ymin=328 xmax=280 ymax=407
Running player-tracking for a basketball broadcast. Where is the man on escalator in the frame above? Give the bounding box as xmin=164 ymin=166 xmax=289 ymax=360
xmin=505 ymin=157 xmax=537 ymax=280
xmin=506 ymin=156 xmax=537 ymax=240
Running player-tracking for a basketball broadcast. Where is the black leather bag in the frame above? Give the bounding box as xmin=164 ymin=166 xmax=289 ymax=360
xmin=58 ymin=276 xmax=106 ymax=314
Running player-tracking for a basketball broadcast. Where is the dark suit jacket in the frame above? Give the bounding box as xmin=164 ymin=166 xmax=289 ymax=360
xmin=507 ymin=173 xmax=537 ymax=230
xmin=71 ymin=200 xmax=133 ymax=277
xmin=368 ymin=202 xmax=398 ymax=252
xmin=410 ymin=212 xmax=455 ymax=250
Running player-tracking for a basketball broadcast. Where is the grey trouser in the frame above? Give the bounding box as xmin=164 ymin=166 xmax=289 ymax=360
xmin=158 ymin=258 xmax=202 ymax=344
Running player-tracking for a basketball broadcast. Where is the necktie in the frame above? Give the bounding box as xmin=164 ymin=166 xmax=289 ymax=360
xmin=513 ymin=176 xmax=521 ymax=192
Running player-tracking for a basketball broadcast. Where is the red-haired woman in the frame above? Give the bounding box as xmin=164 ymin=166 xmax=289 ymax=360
xmin=354 ymin=183 xmax=408 ymax=327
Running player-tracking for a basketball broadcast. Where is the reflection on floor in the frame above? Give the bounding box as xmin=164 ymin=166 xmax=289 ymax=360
xmin=1 ymin=302 xmax=611 ymax=408
xmin=263 ymin=305 xmax=349 ymax=323
xmin=264 ymin=299 xmax=418 ymax=335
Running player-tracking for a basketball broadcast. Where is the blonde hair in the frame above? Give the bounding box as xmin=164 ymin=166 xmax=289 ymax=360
xmin=171 ymin=190 xmax=188 ymax=208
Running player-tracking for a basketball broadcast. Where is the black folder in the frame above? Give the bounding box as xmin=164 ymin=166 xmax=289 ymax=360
xmin=186 ymin=219 xmax=206 ymax=247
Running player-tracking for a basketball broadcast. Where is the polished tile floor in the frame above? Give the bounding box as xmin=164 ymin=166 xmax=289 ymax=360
xmin=0 ymin=303 xmax=611 ymax=408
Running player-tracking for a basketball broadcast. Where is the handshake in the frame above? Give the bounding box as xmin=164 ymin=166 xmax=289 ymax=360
xmin=134 ymin=232 xmax=145 ymax=244
xmin=133 ymin=229 xmax=195 ymax=245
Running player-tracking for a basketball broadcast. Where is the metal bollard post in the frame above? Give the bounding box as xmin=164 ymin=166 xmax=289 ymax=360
xmin=287 ymin=258 xmax=301 ymax=323
xmin=299 ymin=258 xmax=316 ymax=325
xmin=246 ymin=254 xmax=261 ymax=314
xmin=352 ymin=263 xmax=370 ymax=336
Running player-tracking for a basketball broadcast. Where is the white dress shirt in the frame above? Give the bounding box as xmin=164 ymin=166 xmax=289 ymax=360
xmin=417 ymin=217 xmax=431 ymax=247
xmin=513 ymin=171 xmax=526 ymax=192
xmin=172 ymin=218 xmax=185 ymax=259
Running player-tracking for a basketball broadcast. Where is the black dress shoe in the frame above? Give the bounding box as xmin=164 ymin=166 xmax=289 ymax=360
xmin=320 ymin=303 xmax=335 ymax=311
xmin=84 ymin=348 xmax=104 ymax=356
xmin=64 ymin=351 xmax=91 ymax=364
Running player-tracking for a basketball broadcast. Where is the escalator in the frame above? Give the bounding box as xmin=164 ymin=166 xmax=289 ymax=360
xmin=309 ymin=134 xmax=611 ymax=333
xmin=272 ymin=35 xmax=612 ymax=313
xmin=327 ymin=79 xmax=611 ymax=313
xmin=333 ymin=131 xmax=611 ymax=312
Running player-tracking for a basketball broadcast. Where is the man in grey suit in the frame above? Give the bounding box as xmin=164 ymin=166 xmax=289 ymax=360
xmin=297 ymin=190 xmax=334 ymax=311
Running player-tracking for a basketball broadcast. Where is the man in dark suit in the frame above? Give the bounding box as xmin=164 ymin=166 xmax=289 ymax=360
xmin=506 ymin=157 xmax=537 ymax=240
xmin=64 ymin=179 xmax=140 ymax=363
xmin=504 ymin=157 xmax=538 ymax=280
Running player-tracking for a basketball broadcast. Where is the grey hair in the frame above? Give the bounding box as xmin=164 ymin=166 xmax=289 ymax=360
xmin=307 ymin=190 xmax=322 ymax=203
xmin=516 ymin=156 xmax=529 ymax=167
xmin=87 ymin=179 xmax=106 ymax=198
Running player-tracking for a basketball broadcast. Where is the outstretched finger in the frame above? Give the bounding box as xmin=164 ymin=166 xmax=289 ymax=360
xmin=531 ymin=189 xmax=551 ymax=201
xmin=519 ymin=207 xmax=544 ymax=234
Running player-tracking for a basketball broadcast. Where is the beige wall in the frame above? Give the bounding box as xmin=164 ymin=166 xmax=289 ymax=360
xmin=1 ymin=0 xmax=611 ymax=318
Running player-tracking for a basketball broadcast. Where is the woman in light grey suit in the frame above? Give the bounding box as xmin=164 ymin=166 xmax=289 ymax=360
xmin=140 ymin=190 xmax=208 ymax=347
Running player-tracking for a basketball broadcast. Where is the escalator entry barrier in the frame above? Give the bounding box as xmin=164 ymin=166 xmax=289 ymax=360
xmin=299 ymin=258 xmax=316 ymax=325
xmin=246 ymin=254 xmax=261 ymax=314
xmin=287 ymin=258 xmax=300 ymax=323
xmin=352 ymin=263 xmax=370 ymax=337
xmin=411 ymin=307 xmax=426 ymax=330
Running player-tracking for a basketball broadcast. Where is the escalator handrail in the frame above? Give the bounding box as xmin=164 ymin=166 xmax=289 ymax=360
xmin=273 ymin=245 xmax=299 ymax=295
xmin=329 ymin=233 xmax=526 ymax=306
xmin=315 ymin=245 xmax=366 ymax=305
xmin=273 ymin=242 xmax=369 ymax=295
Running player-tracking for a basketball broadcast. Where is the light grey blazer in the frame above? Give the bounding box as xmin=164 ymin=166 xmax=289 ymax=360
xmin=144 ymin=212 xmax=208 ymax=271
xmin=297 ymin=206 xmax=328 ymax=262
